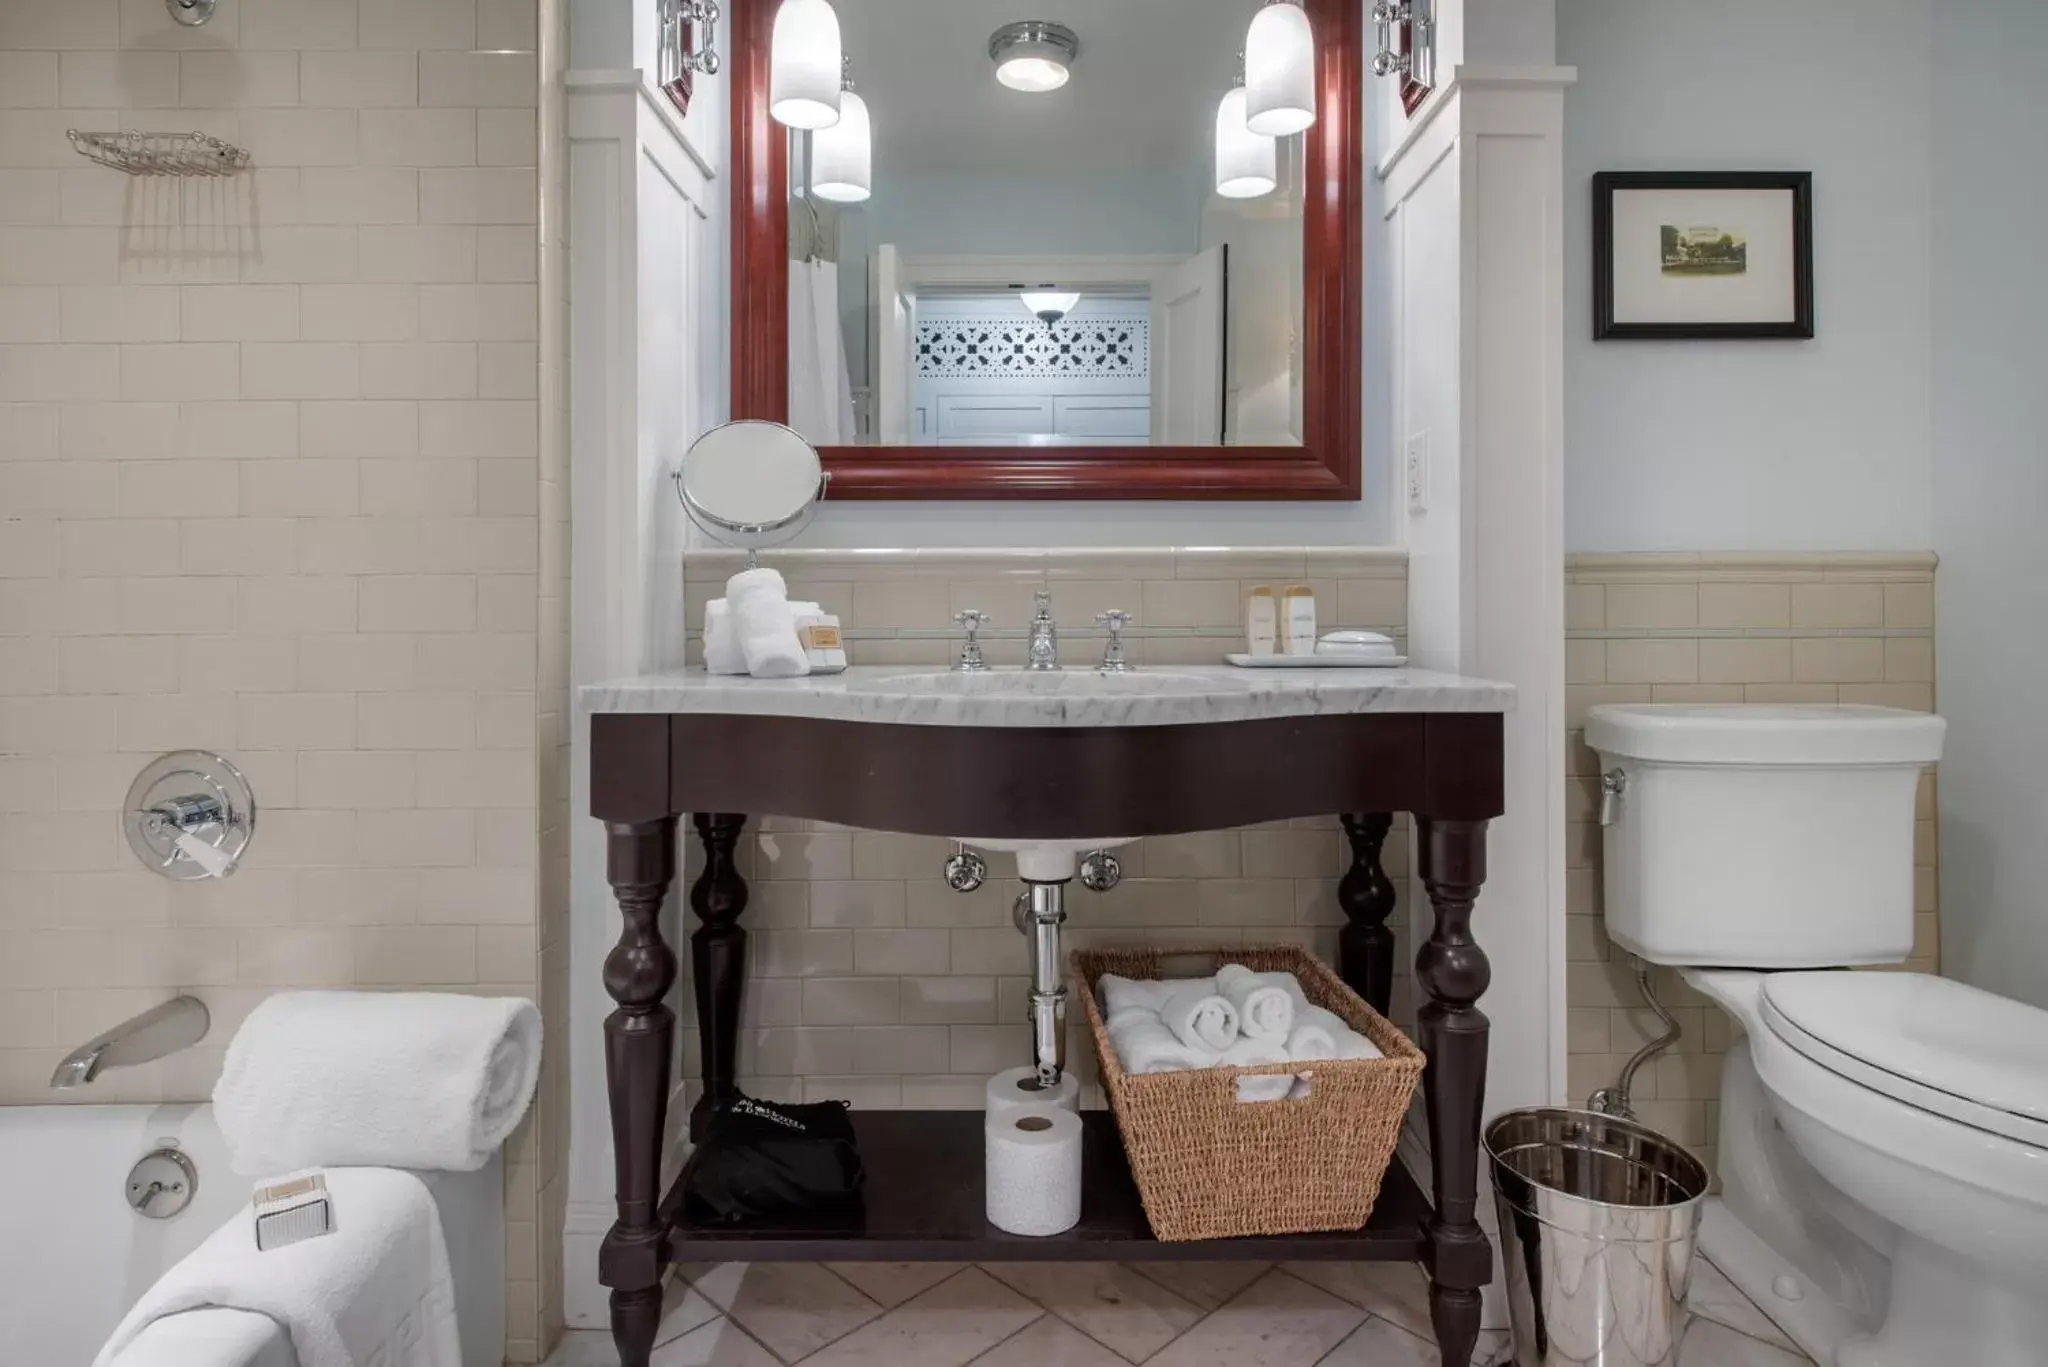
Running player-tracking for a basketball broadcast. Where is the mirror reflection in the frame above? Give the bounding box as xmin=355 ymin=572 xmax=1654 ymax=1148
xmin=786 ymin=0 xmax=1308 ymax=450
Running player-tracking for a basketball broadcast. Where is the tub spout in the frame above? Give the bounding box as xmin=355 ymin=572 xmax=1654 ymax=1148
xmin=50 ymin=995 xmax=209 ymax=1089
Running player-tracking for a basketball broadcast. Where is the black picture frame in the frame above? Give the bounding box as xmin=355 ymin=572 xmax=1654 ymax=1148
xmin=1593 ymin=171 xmax=1814 ymax=340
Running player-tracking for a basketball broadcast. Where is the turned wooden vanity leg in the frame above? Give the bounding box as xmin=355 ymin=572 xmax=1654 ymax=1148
xmin=689 ymin=812 xmax=749 ymax=1140
xmin=600 ymin=818 xmax=679 ymax=1367
xmin=1415 ymin=817 xmax=1494 ymax=1367
xmin=1338 ymin=812 xmax=1398 ymax=1016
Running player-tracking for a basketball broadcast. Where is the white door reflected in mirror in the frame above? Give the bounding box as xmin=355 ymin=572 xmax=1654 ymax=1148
xmin=675 ymin=420 xmax=828 ymax=561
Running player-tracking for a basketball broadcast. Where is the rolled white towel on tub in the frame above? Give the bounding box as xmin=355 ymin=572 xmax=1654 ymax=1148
xmin=1158 ymin=980 xmax=1239 ymax=1053
xmin=1213 ymin=963 xmax=1298 ymax=1043
xmin=96 ymin=1167 xmax=459 ymax=1367
xmin=1107 ymin=1010 xmax=1216 ymax=1075
xmin=214 ymin=991 xmax=541 ymax=1174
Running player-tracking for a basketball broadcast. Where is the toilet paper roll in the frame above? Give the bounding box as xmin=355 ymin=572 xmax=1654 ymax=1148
xmin=985 ymin=1066 xmax=1081 ymax=1116
xmin=984 ymin=1105 xmax=1083 ymax=1237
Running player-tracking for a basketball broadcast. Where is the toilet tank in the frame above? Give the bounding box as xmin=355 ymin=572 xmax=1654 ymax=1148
xmin=1584 ymin=705 xmax=1945 ymax=968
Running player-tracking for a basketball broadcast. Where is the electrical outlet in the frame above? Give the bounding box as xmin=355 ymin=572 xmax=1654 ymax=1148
xmin=1405 ymin=432 xmax=1429 ymax=512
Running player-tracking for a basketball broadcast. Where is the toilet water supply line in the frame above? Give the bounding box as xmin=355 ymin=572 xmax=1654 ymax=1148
xmin=1587 ymin=766 xmax=1684 ymax=1119
xmin=1588 ymin=957 xmax=1683 ymax=1120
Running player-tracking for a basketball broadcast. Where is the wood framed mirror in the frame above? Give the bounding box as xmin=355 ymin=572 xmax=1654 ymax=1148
xmin=729 ymin=0 xmax=1361 ymax=500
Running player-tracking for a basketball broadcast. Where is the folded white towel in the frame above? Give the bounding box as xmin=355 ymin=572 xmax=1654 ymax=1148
xmin=727 ymin=568 xmax=808 ymax=679
xmin=1097 ymin=973 xmax=1180 ymax=1019
xmin=1214 ymin=963 xmax=1299 ymax=1042
xmin=1107 ymin=1011 xmax=1217 ymax=1075
xmin=214 ymin=991 xmax=540 ymax=1175
xmin=1220 ymin=1037 xmax=1294 ymax=1102
xmin=95 ymin=1168 xmax=459 ymax=1367
xmin=1158 ymin=980 xmax=1238 ymax=1053
xmin=703 ymin=600 xmax=747 ymax=675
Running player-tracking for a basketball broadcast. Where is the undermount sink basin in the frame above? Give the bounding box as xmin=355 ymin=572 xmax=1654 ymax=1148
xmin=847 ymin=670 xmax=1250 ymax=698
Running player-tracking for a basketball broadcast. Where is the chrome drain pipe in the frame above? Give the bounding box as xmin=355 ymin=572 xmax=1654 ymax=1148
xmin=1022 ymin=880 xmax=1069 ymax=1087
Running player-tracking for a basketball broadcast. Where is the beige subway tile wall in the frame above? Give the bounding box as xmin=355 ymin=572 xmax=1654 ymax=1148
xmin=1565 ymin=553 xmax=1938 ymax=1177
xmin=0 ymin=0 xmax=561 ymax=1358
xmin=675 ymin=550 xmax=1418 ymax=1109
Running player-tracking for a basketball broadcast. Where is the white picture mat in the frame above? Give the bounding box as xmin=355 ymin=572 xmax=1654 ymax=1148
xmin=1611 ymin=187 xmax=1797 ymax=324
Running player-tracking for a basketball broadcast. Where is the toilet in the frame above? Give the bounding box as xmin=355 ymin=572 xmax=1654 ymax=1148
xmin=1585 ymin=704 xmax=2048 ymax=1367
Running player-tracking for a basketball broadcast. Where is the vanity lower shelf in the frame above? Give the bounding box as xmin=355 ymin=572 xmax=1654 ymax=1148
xmin=657 ymin=1110 xmax=1432 ymax=1264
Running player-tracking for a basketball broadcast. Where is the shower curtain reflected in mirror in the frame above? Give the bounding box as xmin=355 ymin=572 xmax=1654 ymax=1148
xmin=788 ymin=258 xmax=856 ymax=446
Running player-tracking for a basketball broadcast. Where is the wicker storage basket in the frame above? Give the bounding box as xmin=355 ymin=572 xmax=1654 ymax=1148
xmin=1074 ymin=944 xmax=1426 ymax=1242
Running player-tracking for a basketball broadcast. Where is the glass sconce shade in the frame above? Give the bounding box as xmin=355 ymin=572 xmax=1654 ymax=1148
xmin=811 ymin=88 xmax=871 ymax=202
xmin=770 ymin=0 xmax=843 ymax=129
xmin=1244 ymin=0 xmax=1316 ymax=137
xmin=1215 ymin=86 xmax=1277 ymax=199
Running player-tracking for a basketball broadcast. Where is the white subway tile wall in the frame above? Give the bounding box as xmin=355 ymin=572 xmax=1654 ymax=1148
xmin=675 ymin=550 xmax=1418 ymax=1113
xmin=0 ymin=0 xmax=561 ymax=1357
xmin=1565 ymin=553 xmax=1938 ymax=1177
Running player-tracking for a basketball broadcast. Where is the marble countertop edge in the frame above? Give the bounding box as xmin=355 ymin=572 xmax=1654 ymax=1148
xmin=579 ymin=665 xmax=1515 ymax=728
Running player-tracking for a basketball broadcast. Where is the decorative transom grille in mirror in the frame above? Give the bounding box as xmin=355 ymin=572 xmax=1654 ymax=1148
xmin=916 ymin=314 xmax=1149 ymax=380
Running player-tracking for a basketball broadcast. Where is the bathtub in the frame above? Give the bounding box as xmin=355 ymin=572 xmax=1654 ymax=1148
xmin=0 ymin=1103 xmax=504 ymax=1367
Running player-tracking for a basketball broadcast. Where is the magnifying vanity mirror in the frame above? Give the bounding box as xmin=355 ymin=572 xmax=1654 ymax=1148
xmin=674 ymin=419 xmax=830 ymax=562
xmin=727 ymin=0 xmax=1361 ymax=500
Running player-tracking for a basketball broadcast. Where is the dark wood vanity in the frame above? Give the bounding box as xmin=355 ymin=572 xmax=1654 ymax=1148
xmin=588 ymin=704 xmax=1504 ymax=1366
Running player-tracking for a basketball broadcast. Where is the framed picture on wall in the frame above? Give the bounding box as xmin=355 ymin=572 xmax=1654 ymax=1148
xmin=1593 ymin=171 xmax=1814 ymax=340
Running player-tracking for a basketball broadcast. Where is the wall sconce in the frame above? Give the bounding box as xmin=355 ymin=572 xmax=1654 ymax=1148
xmin=1215 ymin=71 xmax=1277 ymax=200
xmin=1371 ymin=0 xmax=1436 ymax=109
xmin=1244 ymin=0 xmax=1316 ymax=137
xmin=811 ymin=63 xmax=871 ymax=203
xmin=657 ymin=0 xmax=721 ymax=115
xmin=771 ymin=0 xmax=845 ymax=129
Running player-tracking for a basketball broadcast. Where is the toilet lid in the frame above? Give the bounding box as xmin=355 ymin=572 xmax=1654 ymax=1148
xmin=1761 ymin=972 xmax=2048 ymax=1148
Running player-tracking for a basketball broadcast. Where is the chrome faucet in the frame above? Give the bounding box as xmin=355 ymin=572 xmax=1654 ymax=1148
xmin=50 ymin=996 xmax=209 ymax=1089
xmin=1025 ymin=590 xmax=1060 ymax=671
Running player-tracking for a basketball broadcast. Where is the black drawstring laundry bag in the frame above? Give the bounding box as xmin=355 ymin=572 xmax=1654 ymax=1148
xmin=677 ymin=1095 xmax=866 ymax=1225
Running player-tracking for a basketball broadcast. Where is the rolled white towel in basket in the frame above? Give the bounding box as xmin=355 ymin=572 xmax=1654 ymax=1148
xmin=1158 ymin=980 xmax=1239 ymax=1053
xmin=1288 ymin=1004 xmax=1385 ymax=1063
xmin=1097 ymin=973 xmax=1179 ymax=1020
xmin=1107 ymin=1011 xmax=1216 ymax=1075
xmin=1214 ymin=963 xmax=1301 ymax=1042
xmin=1219 ymin=1037 xmax=1294 ymax=1103
xmin=215 ymin=991 xmax=541 ymax=1175
xmin=95 ymin=1168 xmax=459 ymax=1367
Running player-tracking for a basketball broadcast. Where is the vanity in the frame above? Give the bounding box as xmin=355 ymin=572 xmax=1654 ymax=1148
xmin=583 ymin=664 xmax=1510 ymax=1367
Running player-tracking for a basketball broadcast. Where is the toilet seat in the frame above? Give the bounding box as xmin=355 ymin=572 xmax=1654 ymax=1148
xmin=1760 ymin=971 xmax=2048 ymax=1149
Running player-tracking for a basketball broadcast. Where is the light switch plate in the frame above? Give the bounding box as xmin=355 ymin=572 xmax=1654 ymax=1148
xmin=1405 ymin=432 xmax=1429 ymax=512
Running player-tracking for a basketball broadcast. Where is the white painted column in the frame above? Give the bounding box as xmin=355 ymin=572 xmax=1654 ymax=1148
xmin=1381 ymin=63 xmax=1574 ymax=1327
xmin=564 ymin=70 xmax=726 ymax=1329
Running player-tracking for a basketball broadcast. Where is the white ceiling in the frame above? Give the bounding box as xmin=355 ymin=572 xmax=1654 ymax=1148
xmin=840 ymin=0 xmax=1259 ymax=179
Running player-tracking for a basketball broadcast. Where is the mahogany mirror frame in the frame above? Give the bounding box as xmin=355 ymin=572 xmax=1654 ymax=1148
xmin=727 ymin=0 xmax=1362 ymax=500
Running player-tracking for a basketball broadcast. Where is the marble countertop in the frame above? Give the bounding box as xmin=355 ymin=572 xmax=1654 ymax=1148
xmin=580 ymin=664 xmax=1514 ymax=729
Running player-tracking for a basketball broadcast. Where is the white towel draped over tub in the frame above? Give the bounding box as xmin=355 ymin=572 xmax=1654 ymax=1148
xmin=96 ymin=1168 xmax=459 ymax=1367
xmin=214 ymin=991 xmax=541 ymax=1175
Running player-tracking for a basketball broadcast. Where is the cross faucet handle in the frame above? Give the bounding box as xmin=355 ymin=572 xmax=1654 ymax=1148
xmin=952 ymin=610 xmax=991 ymax=673
xmin=1096 ymin=610 xmax=1133 ymax=673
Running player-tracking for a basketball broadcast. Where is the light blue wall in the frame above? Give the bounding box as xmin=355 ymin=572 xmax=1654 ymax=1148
xmin=1933 ymin=0 xmax=2048 ymax=1009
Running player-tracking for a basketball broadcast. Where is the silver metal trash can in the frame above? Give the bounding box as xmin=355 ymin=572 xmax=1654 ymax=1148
xmin=1486 ymin=1108 xmax=1710 ymax=1367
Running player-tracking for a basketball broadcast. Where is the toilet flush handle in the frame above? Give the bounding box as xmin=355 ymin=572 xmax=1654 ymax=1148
xmin=1599 ymin=769 xmax=1627 ymax=827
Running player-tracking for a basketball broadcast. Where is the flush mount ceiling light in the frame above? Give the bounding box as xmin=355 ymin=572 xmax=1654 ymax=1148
xmin=811 ymin=65 xmax=871 ymax=203
xmin=1019 ymin=288 xmax=1080 ymax=323
xmin=1244 ymin=0 xmax=1316 ymax=137
xmin=989 ymin=21 xmax=1080 ymax=94
xmin=770 ymin=0 xmax=843 ymax=129
xmin=1215 ymin=74 xmax=1276 ymax=199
